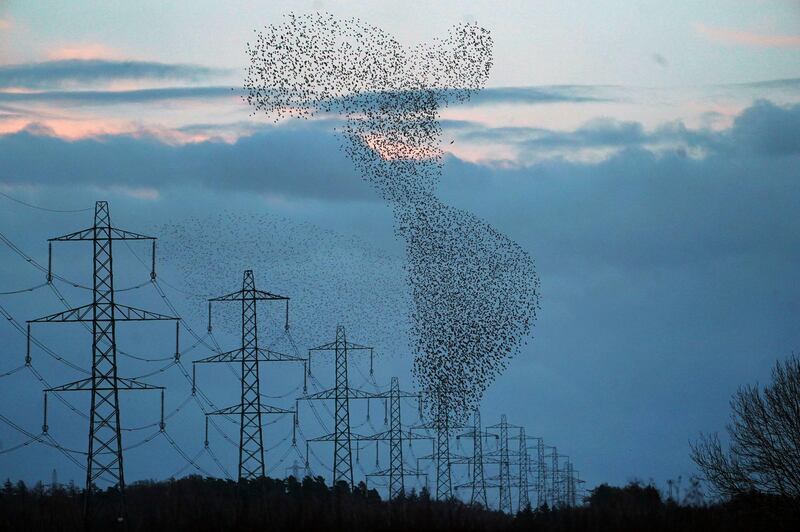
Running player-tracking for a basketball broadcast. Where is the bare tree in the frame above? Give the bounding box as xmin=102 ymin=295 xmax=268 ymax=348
xmin=691 ymin=354 xmax=800 ymax=498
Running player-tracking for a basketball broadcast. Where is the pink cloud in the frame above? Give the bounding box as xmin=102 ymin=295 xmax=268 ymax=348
xmin=0 ymin=18 xmax=11 ymax=30
xmin=46 ymin=43 xmax=123 ymax=60
xmin=695 ymin=23 xmax=800 ymax=48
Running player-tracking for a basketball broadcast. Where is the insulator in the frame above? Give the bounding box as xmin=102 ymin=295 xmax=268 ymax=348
xmin=47 ymin=242 xmax=52 ymax=283
xmin=150 ymin=240 xmax=157 ymax=280
xmin=42 ymin=392 xmax=48 ymax=434
xmin=174 ymin=321 xmax=180 ymax=361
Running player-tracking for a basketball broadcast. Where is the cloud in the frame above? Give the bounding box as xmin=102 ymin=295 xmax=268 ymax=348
xmin=0 ymin=100 xmax=797 ymax=202
xmin=446 ymin=100 xmax=800 ymax=162
xmin=0 ymin=86 xmax=236 ymax=105
xmin=0 ymin=82 xmax=613 ymax=106
xmin=0 ymin=59 xmax=230 ymax=89
xmin=457 ymin=86 xmax=613 ymax=106
xmin=0 ymin=124 xmax=375 ymax=201
xmin=695 ymin=23 xmax=800 ymax=48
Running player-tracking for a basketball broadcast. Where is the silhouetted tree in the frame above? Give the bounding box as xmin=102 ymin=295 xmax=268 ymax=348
xmin=691 ymin=354 xmax=800 ymax=498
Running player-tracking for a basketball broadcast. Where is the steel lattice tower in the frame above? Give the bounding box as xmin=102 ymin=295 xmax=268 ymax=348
xmin=453 ymin=409 xmax=491 ymax=507
xmin=360 ymin=377 xmax=428 ymax=500
xmin=28 ymin=201 xmax=178 ymax=524
xmin=299 ymin=326 xmax=374 ymax=489
xmin=488 ymin=415 xmax=513 ymax=513
xmin=387 ymin=377 xmax=403 ymax=498
xmin=547 ymin=445 xmax=560 ymax=507
xmin=536 ymin=438 xmax=547 ymax=508
xmin=564 ymin=460 xmax=575 ymax=507
xmin=196 ymin=270 xmax=303 ymax=481
xmin=517 ymin=427 xmax=531 ymax=510
xmin=469 ymin=410 xmax=488 ymax=506
xmin=435 ymin=403 xmax=452 ymax=500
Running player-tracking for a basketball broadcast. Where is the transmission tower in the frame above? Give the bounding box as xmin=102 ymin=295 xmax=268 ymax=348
xmin=298 ymin=325 xmax=375 ymax=489
xmin=545 ymin=445 xmax=561 ymax=507
xmin=517 ymin=427 xmax=531 ymax=510
xmin=194 ymin=270 xmax=305 ymax=481
xmin=412 ymin=403 xmax=463 ymax=501
xmin=487 ymin=415 xmax=514 ymax=513
xmin=535 ymin=437 xmax=547 ymax=508
xmin=454 ymin=409 xmax=497 ymax=507
xmin=360 ymin=377 xmax=429 ymax=500
xmin=28 ymin=200 xmax=178 ymax=524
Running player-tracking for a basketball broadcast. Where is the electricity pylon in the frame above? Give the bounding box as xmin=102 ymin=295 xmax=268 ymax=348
xmin=297 ymin=325 xmax=375 ymax=489
xmin=359 ymin=377 xmax=428 ymax=500
xmin=535 ymin=437 xmax=547 ymax=507
xmin=516 ymin=427 xmax=531 ymax=510
xmin=194 ymin=270 xmax=304 ymax=481
xmin=412 ymin=405 xmax=465 ymax=501
xmin=454 ymin=409 xmax=498 ymax=507
xmin=545 ymin=445 xmax=561 ymax=507
xmin=28 ymin=200 xmax=178 ymax=524
xmin=487 ymin=415 xmax=517 ymax=513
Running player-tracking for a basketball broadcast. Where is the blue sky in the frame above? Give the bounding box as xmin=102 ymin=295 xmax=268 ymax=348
xmin=1 ymin=0 xmax=799 ymax=506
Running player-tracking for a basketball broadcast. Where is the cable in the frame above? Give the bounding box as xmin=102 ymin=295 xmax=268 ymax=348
xmin=0 ymin=191 xmax=93 ymax=213
xmin=168 ymin=446 xmax=208 ymax=479
xmin=26 ymin=363 xmax=89 ymax=420
xmin=0 ymin=231 xmax=149 ymax=292
xmin=122 ymin=393 xmax=194 ymax=432
xmin=205 ymin=444 xmax=233 ymax=479
xmin=122 ymin=429 xmax=162 ymax=451
xmin=0 ymin=434 xmax=40 ymax=454
xmin=0 ymin=364 xmax=26 ymax=379
xmin=0 ymin=302 xmax=90 ymax=374
xmin=0 ymin=282 xmax=48 ymax=296
xmin=162 ymin=429 xmax=213 ymax=477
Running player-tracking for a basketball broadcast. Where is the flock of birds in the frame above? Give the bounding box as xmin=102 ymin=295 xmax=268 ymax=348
xmin=156 ymin=212 xmax=409 ymax=356
xmin=243 ymin=13 xmax=540 ymax=426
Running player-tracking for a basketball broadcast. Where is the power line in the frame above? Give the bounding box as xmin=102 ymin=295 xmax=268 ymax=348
xmin=0 ymin=190 xmax=93 ymax=214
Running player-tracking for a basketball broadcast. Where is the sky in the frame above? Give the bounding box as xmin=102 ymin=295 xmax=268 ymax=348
xmin=1 ymin=0 xmax=799 ymax=507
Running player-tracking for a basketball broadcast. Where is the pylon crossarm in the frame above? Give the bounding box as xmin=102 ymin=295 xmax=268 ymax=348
xmin=307 ymin=432 xmax=336 ymax=442
xmin=109 ymin=227 xmax=155 ymax=240
xmin=193 ymin=347 xmax=244 ymax=364
xmin=113 ymin=304 xmax=178 ymax=321
xmin=28 ymin=303 xmax=94 ymax=322
xmin=298 ymin=388 xmax=336 ymax=401
xmin=209 ymin=289 xmax=288 ymax=302
xmin=257 ymin=347 xmax=306 ymax=362
xmin=298 ymin=386 xmax=376 ymax=401
xmin=45 ymin=376 xmax=164 ymax=392
xmin=349 ymin=387 xmax=381 ymax=399
xmin=208 ymin=403 xmax=295 ymax=416
xmin=352 ymin=431 xmax=389 ymax=441
xmin=49 ymin=226 xmax=154 ymax=241
xmin=308 ymin=340 xmax=371 ymax=351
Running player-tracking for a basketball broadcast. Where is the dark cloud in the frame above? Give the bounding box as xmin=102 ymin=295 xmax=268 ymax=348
xmin=0 ymin=86 xmax=235 ymax=106
xmin=0 ymin=100 xmax=797 ymax=200
xmin=0 ymin=84 xmax=608 ymax=109
xmin=459 ymin=85 xmax=613 ymax=105
xmin=0 ymin=124 xmax=375 ymax=200
xmin=450 ymin=100 xmax=800 ymax=157
xmin=0 ymin=59 xmax=230 ymax=89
